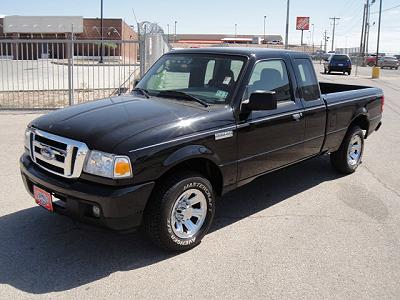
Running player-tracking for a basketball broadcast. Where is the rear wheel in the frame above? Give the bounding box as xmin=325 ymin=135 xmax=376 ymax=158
xmin=330 ymin=126 xmax=364 ymax=174
xmin=348 ymin=70 xmax=351 ymax=75
xmin=144 ymin=171 xmax=215 ymax=251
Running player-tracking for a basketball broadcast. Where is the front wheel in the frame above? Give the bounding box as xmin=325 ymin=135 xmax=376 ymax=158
xmin=144 ymin=171 xmax=215 ymax=251
xmin=330 ymin=126 xmax=364 ymax=174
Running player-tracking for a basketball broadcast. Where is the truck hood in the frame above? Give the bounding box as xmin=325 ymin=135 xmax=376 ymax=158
xmin=30 ymin=95 xmax=206 ymax=152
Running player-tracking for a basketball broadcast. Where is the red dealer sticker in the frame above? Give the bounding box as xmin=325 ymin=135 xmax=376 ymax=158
xmin=33 ymin=185 xmax=53 ymax=212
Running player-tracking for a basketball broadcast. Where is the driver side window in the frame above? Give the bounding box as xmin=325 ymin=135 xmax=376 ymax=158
xmin=247 ymin=60 xmax=292 ymax=102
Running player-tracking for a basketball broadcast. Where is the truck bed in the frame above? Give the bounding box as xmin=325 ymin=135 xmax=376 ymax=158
xmin=319 ymin=82 xmax=370 ymax=94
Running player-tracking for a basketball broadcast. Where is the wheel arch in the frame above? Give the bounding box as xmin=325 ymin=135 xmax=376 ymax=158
xmin=157 ymin=145 xmax=224 ymax=196
xmin=349 ymin=111 xmax=370 ymax=138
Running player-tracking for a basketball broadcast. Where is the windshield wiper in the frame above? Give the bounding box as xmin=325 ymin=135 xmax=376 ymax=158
xmin=133 ymin=88 xmax=150 ymax=99
xmin=157 ymin=90 xmax=209 ymax=107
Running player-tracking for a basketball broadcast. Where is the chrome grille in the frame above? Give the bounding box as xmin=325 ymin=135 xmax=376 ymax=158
xmin=28 ymin=129 xmax=89 ymax=178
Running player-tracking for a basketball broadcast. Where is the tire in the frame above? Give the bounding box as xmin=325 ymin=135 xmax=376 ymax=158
xmin=328 ymin=69 xmax=331 ymax=74
xmin=348 ymin=70 xmax=351 ymax=75
xmin=330 ymin=126 xmax=364 ymax=174
xmin=368 ymin=62 xmax=375 ymax=67
xmin=396 ymin=67 xmax=399 ymax=70
xmin=144 ymin=171 xmax=216 ymax=251
xmin=324 ymin=68 xmax=327 ymax=74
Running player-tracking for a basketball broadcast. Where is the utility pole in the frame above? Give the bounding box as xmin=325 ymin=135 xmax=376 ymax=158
xmin=329 ymin=17 xmax=340 ymax=52
xmin=359 ymin=3 xmax=367 ymax=57
xmin=375 ymin=0 xmax=382 ymax=67
xmin=285 ymin=0 xmax=290 ymax=49
xmin=364 ymin=0 xmax=370 ymax=54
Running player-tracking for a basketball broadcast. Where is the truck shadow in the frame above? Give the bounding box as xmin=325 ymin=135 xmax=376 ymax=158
xmin=319 ymin=72 xmax=349 ymax=76
xmin=0 ymin=156 xmax=342 ymax=294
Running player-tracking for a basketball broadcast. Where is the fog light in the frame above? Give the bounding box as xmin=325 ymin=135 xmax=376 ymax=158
xmin=92 ymin=205 xmax=101 ymax=218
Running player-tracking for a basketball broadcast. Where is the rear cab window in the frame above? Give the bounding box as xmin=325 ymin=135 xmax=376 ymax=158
xmin=292 ymin=59 xmax=320 ymax=101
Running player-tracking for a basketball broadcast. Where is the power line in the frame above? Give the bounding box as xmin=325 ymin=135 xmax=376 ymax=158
xmin=329 ymin=17 xmax=340 ymax=51
xmin=371 ymin=4 xmax=400 ymax=14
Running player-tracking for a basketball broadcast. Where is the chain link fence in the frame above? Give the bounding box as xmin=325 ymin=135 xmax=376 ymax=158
xmin=138 ymin=21 xmax=171 ymax=76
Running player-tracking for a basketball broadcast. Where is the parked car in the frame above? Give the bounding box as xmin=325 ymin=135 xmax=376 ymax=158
xmin=323 ymin=54 xmax=352 ymax=75
xmin=311 ymin=50 xmax=326 ymax=60
xmin=322 ymin=51 xmax=335 ymax=61
xmin=364 ymin=53 xmax=385 ymax=66
xmin=20 ymin=48 xmax=383 ymax=251
xmin=378 ymin=56 xmax=399 ymax=70
xmin=267 ymin=40 xmax=283 ymax=45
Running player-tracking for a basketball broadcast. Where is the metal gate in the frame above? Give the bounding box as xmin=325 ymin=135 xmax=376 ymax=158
xmin=0 ymin=38 xmax=140 ymax=109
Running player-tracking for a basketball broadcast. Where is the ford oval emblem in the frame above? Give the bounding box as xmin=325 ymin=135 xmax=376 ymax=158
xmin=41 ymin=147 xmax=55 ymax=160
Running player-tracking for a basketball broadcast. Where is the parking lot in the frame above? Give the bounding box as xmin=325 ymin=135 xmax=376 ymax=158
xmin=0 ymin=65 xmax=399 ymax=299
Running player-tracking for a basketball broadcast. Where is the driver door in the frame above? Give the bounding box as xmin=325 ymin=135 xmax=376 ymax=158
xmin=237 ymin=59 xmax=306 ymax=181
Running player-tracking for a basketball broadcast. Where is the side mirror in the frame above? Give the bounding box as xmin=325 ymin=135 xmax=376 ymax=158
xmin=243 ymin=91 xmax=277 ymax=111
xmin=133 ymin=79 xmax=140 ymax=87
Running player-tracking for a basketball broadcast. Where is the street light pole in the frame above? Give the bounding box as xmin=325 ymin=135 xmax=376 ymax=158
xmin=235 ymin=23 xmax=237 ymax=38
xmin=285 ymin=0 xmax=290 ymax=49
xmin=99 ymin=0 xmax=104 ymax=63
xmin=174 ymin=21 xmax=177 ymax=43
xmin=263 ymin=16 xmax=266 ymax=43
xmin=311 ymin=23 xmax=315 ymax=52
xmin=167 ymin=24 xmax=170 ymax=42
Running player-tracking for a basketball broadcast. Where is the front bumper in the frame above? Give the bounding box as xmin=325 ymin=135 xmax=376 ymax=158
xmin=20 ymin=153 xmax=155 ymax=231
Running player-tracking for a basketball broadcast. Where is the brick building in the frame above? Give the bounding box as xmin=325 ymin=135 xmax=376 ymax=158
xmin=0 ymin=16 xmax=138 ymax=62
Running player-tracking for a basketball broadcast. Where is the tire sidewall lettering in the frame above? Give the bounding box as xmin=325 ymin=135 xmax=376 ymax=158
xmin=166 ymin=179 xmax=214 ymax=246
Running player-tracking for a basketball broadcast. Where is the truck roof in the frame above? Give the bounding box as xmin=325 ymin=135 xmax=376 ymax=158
xmin=170 ymin=47 xmax=310 ymax=59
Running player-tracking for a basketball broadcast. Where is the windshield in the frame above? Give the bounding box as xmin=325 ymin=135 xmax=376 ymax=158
xmin=136 ymin=53 xmax=247 ymax=104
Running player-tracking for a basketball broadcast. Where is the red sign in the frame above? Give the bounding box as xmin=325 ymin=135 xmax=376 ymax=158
xmin=296 ymin=17 xmax=310 ymax=30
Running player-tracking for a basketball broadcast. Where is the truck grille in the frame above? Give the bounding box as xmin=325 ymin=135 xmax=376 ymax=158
xmin=28 ymin=129 xmax=89 ymax=179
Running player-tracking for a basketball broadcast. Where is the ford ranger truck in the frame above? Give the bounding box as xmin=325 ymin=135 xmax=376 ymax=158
xmin=20 ymin=48 xmax=383 ymax=251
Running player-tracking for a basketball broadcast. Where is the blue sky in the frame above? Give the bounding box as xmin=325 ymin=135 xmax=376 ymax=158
xmin=1 ymin=0 xmax=399 ymax=53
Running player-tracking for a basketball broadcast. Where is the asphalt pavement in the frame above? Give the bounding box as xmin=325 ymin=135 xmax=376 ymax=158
xmin=0 ymin=64 xmax=399 ymax=299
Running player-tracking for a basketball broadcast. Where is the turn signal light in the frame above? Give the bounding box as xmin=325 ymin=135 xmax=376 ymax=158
xmin=114 ymin=158 xmax=132 ymax=178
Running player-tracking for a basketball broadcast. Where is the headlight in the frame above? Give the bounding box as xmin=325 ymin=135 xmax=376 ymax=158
xmin=24 ymin=127 xmax=32 ymax=153
xmin=83 ymin=150 xmax=132 ymax=179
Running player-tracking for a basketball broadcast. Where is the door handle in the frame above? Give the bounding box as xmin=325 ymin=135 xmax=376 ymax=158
xmin=292 ymin=113 xmax=303 ymax=121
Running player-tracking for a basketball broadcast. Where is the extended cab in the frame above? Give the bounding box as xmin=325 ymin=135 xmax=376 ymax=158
xmin=20 ymin=48 xmax=383 ymax=251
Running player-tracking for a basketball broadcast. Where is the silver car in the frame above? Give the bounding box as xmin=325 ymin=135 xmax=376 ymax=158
xmin=378 ymin=57 xmax=399 ymax=70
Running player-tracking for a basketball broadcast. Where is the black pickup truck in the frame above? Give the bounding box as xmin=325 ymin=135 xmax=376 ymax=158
xmin=20 ymin=48 xmax=383 ymax=251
